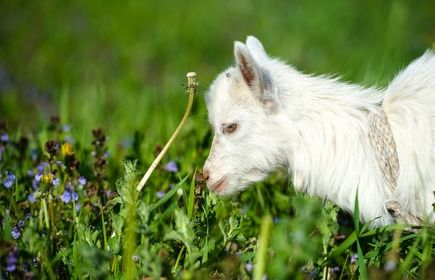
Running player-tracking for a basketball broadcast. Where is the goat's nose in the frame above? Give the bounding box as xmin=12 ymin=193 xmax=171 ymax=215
xmin=203 ymin=169 xmax=210 ymax=181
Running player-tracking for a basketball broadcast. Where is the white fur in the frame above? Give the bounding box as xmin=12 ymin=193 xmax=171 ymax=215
xmin=203 ymin=36 xmax=435 ymax=227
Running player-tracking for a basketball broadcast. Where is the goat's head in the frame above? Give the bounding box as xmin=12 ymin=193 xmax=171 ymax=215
xmin=203 ymin=36 xmax=287 ymax=195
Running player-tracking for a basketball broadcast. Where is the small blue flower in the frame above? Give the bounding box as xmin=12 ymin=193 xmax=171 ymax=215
xmin=32 ymin=179 xmax=39 ymax=190
xmin=104 ymin=151 xmax=110 ymax=158
xmin=384 ymin=260 xmax=396 ymax=272
xmin=61 ymin=186 xmax=78 ymax=203
xmin=28 ymin=193 xmax=36 ymax=203
xmin=71 ymin=191 xmax=78 ymax=201
xmin=34 ymin=173 xmax=42 ymax=182
xmin=6 ymin=250 xmax=18 ymax=272
xmin=78 ymin=176 xmax=87 ymax=186
xmin=37 ymin=162 xmax=49 ymax=173
xmin=75 ymin=203 xmax=82 ymax=211
xmin=27 ymin=169 xmax=34 ymax=177
xmin=11 ymin=227 xmax=20 ymax=239
xmin=61 ymin=190 xmax=71 ymax=203
xmin=17 ymin=220 xmax=25 ymax=228
xmin=164 ymin=160 xmax=179 ymax=173
xmin=105 ymin=190 xmax=112 ymax=198
xmin=7 ymin=263 xmax=16 ymax=272
xmin=245 ymin=262 xmax=254 ymax=272
xmin=3 ymin=172 xmax=16 ymax=189
xmin=156 ymin=191 xmax=166 ymax=199
xmin=0 ymin=132 xmax=9 ymax=142
xmin=52 ymin=177 xmax=60 ymax=186
xmin=350 ymin=254 xmax=358 ymax=264
xmin=62 ymin=124 xmax=71 ymax=132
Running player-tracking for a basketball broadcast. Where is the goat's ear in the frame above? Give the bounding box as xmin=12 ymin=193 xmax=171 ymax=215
xmin=234 ymin=41 xmax=277 ymax=108
xmin=246 ymin=36 xmax=268 ymax=63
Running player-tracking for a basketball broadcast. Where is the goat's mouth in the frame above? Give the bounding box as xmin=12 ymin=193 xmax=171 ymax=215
xmin=209 ymin=177 xmax=228 ymax=193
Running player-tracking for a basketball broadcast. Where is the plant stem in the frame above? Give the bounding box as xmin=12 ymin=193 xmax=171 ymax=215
xmin=137 ymin=72 xmax=198 ymax=192
xmin=254 ymin=215 xmax=272 ymax=280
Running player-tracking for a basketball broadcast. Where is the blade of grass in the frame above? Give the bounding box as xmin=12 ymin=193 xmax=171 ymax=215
xmin=149 ymin=173 xmax=190 ymax=213
xmin=187 ymin=168 xmax=197 ymax=219
xmin=254 ymin=215 xmax=272 ymax=280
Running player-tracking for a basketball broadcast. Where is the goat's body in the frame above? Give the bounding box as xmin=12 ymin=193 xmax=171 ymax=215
xmin=266 ymin=54 xmax=435 ymax=226
xmin=203 ymin=36 xmax=435 ymax=227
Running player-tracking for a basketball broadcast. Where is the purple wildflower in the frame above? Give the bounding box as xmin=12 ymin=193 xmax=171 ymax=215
xmin=0 ymin=132 xmax=9 ymax=142
xmin=75 ymin=203 xmax=82 ymax=211
xmin=78 ymin=176 xmax=87 ymax=186
xmin=245 ymin=262 xmax=254 ymax=272
xmin=105 ymin=190 xmax=112 ymax=198
xmin=37 ymin=162 xmax=49 ymax=173
xmin=61 ymin=186 xmax=78 ymax=203
xmin=331 ymin=266 xmax=340 ymax=273
xmin=11 ymin=227 xmax=20 ymax=239
xmin=62 ymin=124 xmax=71 ymax=132
xmin=52 ymin=177 xmax=60 ymax=186
xmin=28 ymin=193 xmax=36 ymax=203
xmin=164 ymin=160 xmax=179 ymax=173
xmin=17 ymin=220 xmax=25 ymax=228
xmin=34 ymin=173 xmax=42 ymax=182
xmin=156 ymin=191 xmax=166 ymax=199
xmin=350 ymin=253 xmax=358 ymax=264
xmin=32 ymin=179 xmax=39 ymax=190
xmin=3 ymin=172 xmax=16 ymax=189
xmin=384 ymin=260 xmax=396 ymax=272
xmin=61 ymin=190 xmax=71 ymax=203
xmin=71 ymin=191 xmax=78 ymax=201
xmin=6 ymin=250 xmax=18 ymax=272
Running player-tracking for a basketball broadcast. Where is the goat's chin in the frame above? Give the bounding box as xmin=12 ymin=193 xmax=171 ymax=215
xmin=212 ymin=180 xmax=249 ymax=196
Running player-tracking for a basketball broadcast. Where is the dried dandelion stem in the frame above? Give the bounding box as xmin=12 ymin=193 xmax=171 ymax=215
xmin=137 ymin=72 xmax=198 ymax=192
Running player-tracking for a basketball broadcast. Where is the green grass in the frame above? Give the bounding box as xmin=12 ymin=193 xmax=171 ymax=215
xmin=0 ymin=0 xmax=434 ymax=279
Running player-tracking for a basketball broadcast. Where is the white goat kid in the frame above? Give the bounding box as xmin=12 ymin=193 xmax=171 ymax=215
xmin=203 ymin=36 xmax=435 ymax=227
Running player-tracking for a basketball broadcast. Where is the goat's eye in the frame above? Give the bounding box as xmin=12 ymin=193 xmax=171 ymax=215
xmin=223 ymin=123 xmax=238 ymax=134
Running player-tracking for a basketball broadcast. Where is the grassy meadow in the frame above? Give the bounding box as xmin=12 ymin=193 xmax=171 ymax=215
xmin=0 ymin=0 xmax=434 ymax=279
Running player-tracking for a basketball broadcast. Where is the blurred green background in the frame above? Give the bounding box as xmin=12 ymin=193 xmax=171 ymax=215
xmin=1 ymin=0 xmax=434 ymax=154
